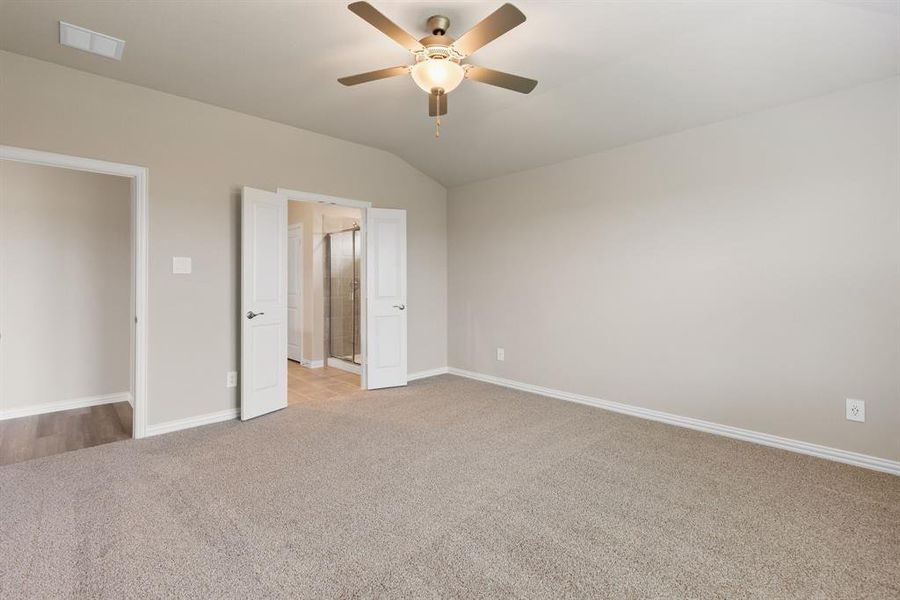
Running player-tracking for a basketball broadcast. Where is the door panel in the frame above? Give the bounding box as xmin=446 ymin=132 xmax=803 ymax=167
xmin=252 ymin=323 xmax=280 ymax=388
xmin=374 ymin=315 xmax=401 ymax=368
xmin=375 ymin=221 xmax=400 ymax=297
xmin=366 ymin=208 xmax=407 ymax=389
xmin=252 ymin=203 xmax=279 ymax=302
xmin=241 ymin=187 xmax=288 ymax=420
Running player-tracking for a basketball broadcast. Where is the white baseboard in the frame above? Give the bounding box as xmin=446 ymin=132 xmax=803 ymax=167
xmin=447 ymin=368 xmax=900 ymax=477
xmin=301 ymin=359 xmax=324 ymax=369
xmin=408 ymin=366 xmax=449 ymax=381
xmin=327 ymin=357 xmax=361 ymax=374
xmin=146 ymin=408 xmax=238 ymax=437
xmin=0 ymin=391 xmax=133 ymax=420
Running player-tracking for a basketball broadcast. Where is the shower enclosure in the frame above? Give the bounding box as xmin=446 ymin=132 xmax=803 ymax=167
xmin=325 ymin=225 xmax=361 ymax=365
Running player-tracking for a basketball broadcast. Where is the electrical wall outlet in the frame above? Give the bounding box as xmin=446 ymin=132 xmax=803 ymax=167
xmin=496 ymin=347 xmax=505 ymax=361
xmin=846 ymin=398 xmax=865 ymax=423
xmin=226 ymin=371 xmax=238 ymax=388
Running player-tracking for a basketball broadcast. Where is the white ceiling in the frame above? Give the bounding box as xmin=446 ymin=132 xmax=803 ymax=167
xmin=1 ymin=1 xmax=898 ymax=187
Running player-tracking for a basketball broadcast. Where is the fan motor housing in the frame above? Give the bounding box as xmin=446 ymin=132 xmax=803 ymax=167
xmin=426 ymin=15 xmax=450 ymax=36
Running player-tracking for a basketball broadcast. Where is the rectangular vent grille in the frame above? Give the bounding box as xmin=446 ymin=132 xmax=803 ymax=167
xmin=59 ymin=21 xmax=125 ymax=60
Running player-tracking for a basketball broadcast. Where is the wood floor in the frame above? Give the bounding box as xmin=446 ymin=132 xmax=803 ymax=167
xmin=288 ymin=360 xmax=360 ymax=404
xmin=0 ymin=365 xmax=355 ymax=466
xmin=0 ymin=401 xmax=132 ymax=466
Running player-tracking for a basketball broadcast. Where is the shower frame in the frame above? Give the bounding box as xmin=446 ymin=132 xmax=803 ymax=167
xmin=325 ymin=225 xmax=362 ymax=366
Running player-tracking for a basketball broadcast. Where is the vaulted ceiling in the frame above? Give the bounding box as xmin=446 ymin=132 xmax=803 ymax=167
xmin=1 ymin=1 xmax=898 ymax=187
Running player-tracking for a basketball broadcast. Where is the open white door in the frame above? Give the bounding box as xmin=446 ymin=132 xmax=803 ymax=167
xmin=241 ymin=186 xmax=288 ymax=420
xmin=366 ymin=208 xmax=407 ymax=389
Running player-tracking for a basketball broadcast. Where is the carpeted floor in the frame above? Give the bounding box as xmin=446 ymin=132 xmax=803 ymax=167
xmin=1 ymin=375 xmax=898 ymax=598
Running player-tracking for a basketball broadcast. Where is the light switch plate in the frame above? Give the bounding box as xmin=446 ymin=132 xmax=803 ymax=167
xmin=172 ymin=257 xmax=192 ymax=274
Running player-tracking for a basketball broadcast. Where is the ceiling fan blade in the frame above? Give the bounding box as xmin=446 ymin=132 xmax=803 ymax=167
xmin=338 ymin=66 xmax=409 ymax=86
xmin=428 ymin=93 xmax=448 ymax=117
xmin=348 ymin=2 xmax=424 ymax=53
xmin=465 ymin=65 xmax=537 ymax=94
xmin=451 ymin=3 xmax=526 ymax=57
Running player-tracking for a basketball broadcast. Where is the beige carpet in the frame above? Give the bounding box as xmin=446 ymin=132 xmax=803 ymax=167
xmin=1 ymin=375 xmax=897 ymax=598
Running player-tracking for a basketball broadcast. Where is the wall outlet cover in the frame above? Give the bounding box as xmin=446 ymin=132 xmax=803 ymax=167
xmin=496 ymin=347 xmax=505 ymax=361
xmin=226 ymin=371 xmax=238 ymax=388
xmin=846 ymin=398 xmax=865 ymax=423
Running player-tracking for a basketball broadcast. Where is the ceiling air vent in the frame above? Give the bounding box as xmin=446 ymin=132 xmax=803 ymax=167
xmin=59 ymin=21 xmax=125 ymax=60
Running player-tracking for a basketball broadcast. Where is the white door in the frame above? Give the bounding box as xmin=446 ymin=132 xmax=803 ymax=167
xmin=365 ymin=208 xmax=407 ymax=389
xmin=287 ymin=223 xmax=303 ymax=363
xmin=241 ymin=186 xmax=288 ymax=420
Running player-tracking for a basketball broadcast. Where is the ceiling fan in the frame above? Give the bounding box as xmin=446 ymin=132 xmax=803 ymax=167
xmin=338 ymin=2 xmax=537 ymax=137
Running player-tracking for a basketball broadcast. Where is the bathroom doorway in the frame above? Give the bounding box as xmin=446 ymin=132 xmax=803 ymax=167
xmin=283 ymin=197 xmax=362 ymax=405
xmin=240 ymin=186 xmax=408 ymax=420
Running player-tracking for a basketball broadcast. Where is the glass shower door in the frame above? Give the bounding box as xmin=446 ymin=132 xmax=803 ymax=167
xmin=327 ymin=227 xmax=361 ymax=365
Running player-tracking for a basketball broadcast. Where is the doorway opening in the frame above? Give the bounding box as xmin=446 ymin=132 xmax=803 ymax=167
xmin=286 ymin=197 xmax=363 ymax=405
xmin=240 ymin=186 xmax=407 ymax=421
xmin=0 ymin=146 xmax=149 ymax=464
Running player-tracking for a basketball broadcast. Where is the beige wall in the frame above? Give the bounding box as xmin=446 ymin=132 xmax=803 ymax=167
xmin=0 ymin=51 xmax=447 ymax=426
xmin=288 ymin=201 xmax=318 ymax=362
xmin=0 ymin=161 xmax=131 ymax=412
xmin=288 ymin=201 xmax=361 ymax=363
xmin=448 ymin=77 xmax=900 ymax=461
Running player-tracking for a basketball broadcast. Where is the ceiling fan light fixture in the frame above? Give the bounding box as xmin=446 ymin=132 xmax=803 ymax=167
xmin=410 ymin=58 xmax=464 ymax=94
xmin=340 ymin=2 xmax=536 ymax=137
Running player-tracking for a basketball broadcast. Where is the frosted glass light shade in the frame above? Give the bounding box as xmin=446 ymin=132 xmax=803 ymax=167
xmin=411 ymin=59 xmax=464 ymax=94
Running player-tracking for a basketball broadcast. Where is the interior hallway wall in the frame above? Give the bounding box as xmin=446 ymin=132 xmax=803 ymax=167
xmin=0 ymin=51 xmax=447 ymax=427
xmin=448 ymin=77 xmax=900 ymax=462
xmin=0 ymin=161 xmax=131 ymax=414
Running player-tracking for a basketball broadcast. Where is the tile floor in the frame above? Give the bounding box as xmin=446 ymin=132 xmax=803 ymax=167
xmin=288 ymin=360 xmax=361 ymax=404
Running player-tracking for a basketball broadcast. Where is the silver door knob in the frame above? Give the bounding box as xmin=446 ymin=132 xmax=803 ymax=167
xmin=246 ymin=311 xmax=265 ymax=319
xmin=393 ymin=304 xmax=406 ymax=311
